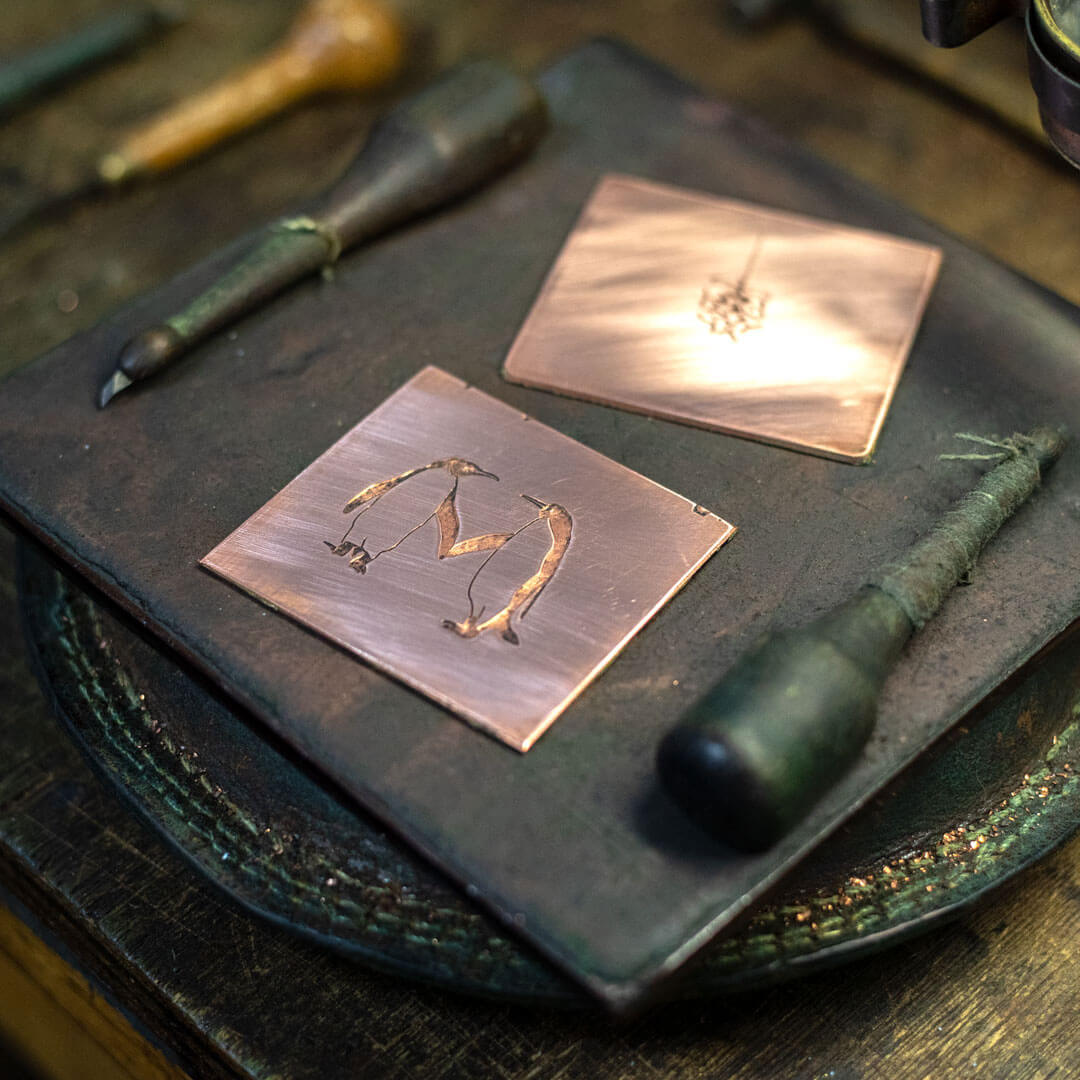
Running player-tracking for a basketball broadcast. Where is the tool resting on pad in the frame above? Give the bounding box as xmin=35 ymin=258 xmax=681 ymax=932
xmin=1 ymin=42 xmax=1079 ymax=1009
xmin=97 ymin=59 xmax=550 ymax=405
xmin=659 ymin=427 xmax=1067 ymax=852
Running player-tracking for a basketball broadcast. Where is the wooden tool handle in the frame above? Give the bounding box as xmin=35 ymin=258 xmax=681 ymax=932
xmin=100 ymin=0 xmax=405 ymax=182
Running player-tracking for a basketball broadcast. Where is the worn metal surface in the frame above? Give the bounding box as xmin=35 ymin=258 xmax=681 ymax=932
xmin=17 ymin=537 xmax=1080 ymax=1009
xmin=1029 ymin=0 xmax=1080 ymax=164
xmin=2 ymin=40 xmax=1080 ymax=1008
xmin=504 ymin=174 xmax=940 ymax=463
xmin=3 ymin=0 xmax=1080 ymax=1071
xmin=203 ymin=367 xmax=733 ymax=750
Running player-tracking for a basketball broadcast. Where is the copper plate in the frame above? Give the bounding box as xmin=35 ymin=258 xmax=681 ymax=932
xmin=503 ymin=174 xmax=942 ymax=463
xmin=201 ymin=366 xmax=734 ymax=750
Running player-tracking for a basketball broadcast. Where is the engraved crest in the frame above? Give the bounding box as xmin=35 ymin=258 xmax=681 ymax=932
xmin=697 ymin=235 xmax=769 ymax=341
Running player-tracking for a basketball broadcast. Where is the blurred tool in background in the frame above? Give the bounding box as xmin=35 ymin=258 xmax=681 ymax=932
xmin=725 ymin=0 xmax=1080 ymax=166
xmin=0 ymin=3 xmax=183 ymax=120
xmin=0 ymin=0 xmax=407 ymax=242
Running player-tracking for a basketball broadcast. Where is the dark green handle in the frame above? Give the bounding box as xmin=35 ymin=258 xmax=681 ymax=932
xmin=315 ymin=56 xmax=550 ymax=247
xmin=0 ymin=6 xmax=179 ymax=119
xmin=658 ymin=426 xmax=1066 ymax=852
xmin=657 ymin=589 xmax=912 ymax=852
xmin=106 ymin=59 xmax=548 ymax=401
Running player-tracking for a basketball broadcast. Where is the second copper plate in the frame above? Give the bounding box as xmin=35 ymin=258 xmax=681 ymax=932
xmin=503 ymin=174 xmax=942 ymax=463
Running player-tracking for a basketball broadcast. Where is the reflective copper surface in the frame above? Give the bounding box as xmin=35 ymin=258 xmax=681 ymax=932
xmin=504 ymin=175 xmax=942 ymax=463
xmin=202 ymin=367 xmax=734 ymax=750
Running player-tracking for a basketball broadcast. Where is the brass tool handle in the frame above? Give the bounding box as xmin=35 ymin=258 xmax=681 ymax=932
xmin=658 ymin=426 xmax=1067 ymax=852
xmin=100 ymin=0 xmax=405 ymax=183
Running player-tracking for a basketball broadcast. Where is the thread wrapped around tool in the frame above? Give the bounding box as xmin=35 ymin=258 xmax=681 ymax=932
xmin=657 ymin=425 xmax=1067 ymax=853
xmin=870 ymin=431 xmax=1055 ymax=628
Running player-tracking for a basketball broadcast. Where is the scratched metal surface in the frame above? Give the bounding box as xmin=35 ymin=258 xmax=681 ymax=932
xmin=505 ymin=174 xmax=941 ymax=463
xmin=203 ymin=367 xmax=733 ymax=750
xmin=0 ymin=42 xmax=1080 ymax=1007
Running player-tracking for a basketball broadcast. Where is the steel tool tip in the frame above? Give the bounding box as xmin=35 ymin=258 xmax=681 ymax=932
xmin=97 ymin=369 xmax=133 ymax=408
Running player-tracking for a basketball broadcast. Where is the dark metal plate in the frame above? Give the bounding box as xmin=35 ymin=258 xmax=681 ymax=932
xmin=3 ymin=41 xmax=1080 ymax=1006
xmin=18 ymin=538 xmax=1080 ymax=1004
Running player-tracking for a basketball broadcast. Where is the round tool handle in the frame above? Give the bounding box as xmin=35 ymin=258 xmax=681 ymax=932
xmin=314 ymin=56 xmax=550 ymax=247
xmin=658 ymin=426 xmax=1066 ymax=852
xmin=99 ymin=0 xmax=405 ymax=182
xmin=657 ymin=589 xmax=913 ymax=853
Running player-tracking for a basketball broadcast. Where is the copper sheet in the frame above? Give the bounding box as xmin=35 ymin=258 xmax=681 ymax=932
xmin=503 ymin=175 xmax=942 ymax=463
xmin=201 ymin=366 xmax=734 ymax=750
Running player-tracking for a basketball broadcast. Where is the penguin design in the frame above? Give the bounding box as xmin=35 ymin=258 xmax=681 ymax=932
xmin=326 ymin=458 xmax=504 ymax=574
xmin=443 ymin=493 xmax=573 ymax=645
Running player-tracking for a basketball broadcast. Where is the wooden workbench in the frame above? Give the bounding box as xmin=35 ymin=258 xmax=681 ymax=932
xmin=1 ymin=2 xmax=1078 ymax=1077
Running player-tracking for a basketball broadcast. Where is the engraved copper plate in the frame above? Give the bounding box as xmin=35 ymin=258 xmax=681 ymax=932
xmin=503 ymin=174 xmax=943 ymax=463
xmin=201 ymin=366 xmax=734 ymax=750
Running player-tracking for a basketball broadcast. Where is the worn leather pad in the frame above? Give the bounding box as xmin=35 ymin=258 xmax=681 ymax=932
xmin=1 ymin=41 xmax=1079 ymax=1009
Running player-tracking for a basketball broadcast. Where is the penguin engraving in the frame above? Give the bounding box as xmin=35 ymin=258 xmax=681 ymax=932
xmin=326 ymin=458 xmax=502 ymax=573
xmin=442 ymin=494 xmax=573 ymax=646
xmin=323 ymin=461 xmax=573 ymax=646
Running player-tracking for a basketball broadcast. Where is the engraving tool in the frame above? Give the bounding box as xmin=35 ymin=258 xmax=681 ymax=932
xmin=96 ymin=60 xmax=549 ymax=406
xmin=658 ymin=426 xmax=1067 ymax=852
xmin=0 ymin=0 xmax=405 ymax=241
xmin=0 ymin=4 xmax=182 ymax=119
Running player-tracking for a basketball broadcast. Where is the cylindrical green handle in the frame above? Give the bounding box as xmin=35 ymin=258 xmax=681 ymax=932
xmin=0 ymin=6 xmax=178 ymax=119
xmin=657 ymin=589 xmax=912 ymax=852
xmin=658 ymin=426 xmax=1067 ymax=852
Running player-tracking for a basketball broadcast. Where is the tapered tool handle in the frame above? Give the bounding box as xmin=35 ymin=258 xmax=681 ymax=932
xmin=0 ymin=5 xmax=179 ymax=119
xmin=99 ymin=0 xmax=405 ymax=183
xmin=658 ymin=426 xmax=1067 ymax=852
xmin=311 ymin=56 xmax=549 ymax=247
xmin=103 ymin=59 xmax=548 ymax=402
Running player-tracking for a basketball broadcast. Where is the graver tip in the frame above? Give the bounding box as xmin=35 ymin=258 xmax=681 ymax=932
xmin=96 ymin=369 xmax=132 ymax=409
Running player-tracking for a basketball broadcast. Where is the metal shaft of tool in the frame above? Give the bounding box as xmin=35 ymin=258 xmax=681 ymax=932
xmin=98 ymin=59 xmax=549 ymax=405
xmin=657 ymin=425 xmax=1067 ymax=852
xmin=0 ymin=5 xmax=179 ymax=119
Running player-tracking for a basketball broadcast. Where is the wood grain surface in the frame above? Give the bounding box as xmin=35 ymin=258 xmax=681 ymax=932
xmin=2 ymin=1 xmax=1079 ymax=1077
